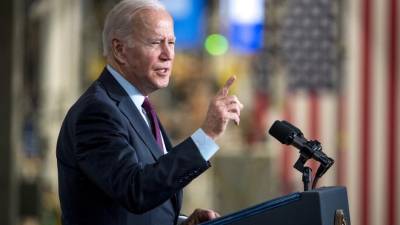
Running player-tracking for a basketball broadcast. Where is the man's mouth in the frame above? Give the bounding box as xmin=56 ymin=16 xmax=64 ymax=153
xmin=155 ymin=68 xmax=169 ymax=74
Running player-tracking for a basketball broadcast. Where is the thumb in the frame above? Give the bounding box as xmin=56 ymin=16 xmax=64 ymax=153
xmin=218 ymin=76 xmax=236 ymax=96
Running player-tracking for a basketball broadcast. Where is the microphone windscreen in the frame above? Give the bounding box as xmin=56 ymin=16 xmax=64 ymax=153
xmin=268 ymin=120 xmax=295 ymax=144
xmin=281 ymin=120 xmax=303 ymax=135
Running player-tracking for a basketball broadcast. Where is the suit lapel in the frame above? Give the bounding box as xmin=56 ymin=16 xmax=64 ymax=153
xmin=118 ymin=98 xmax=163 ymax=159
xmin=159 ymin=121 xmax=173 ymax=151
xmin=98 ymin=68 xmax=163 ymax=160
xmin=99 ymin=68 xmax=182 ymax=214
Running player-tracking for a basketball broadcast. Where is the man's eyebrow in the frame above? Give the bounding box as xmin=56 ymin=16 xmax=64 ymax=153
xmin=148 ymin=36 xmax=176 ymax=41
xmin=149 ymin=35 xmax=164 ymax=40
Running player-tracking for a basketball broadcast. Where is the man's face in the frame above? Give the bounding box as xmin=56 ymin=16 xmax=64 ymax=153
xmin=120 ymin=9 xmax=175 ymax=95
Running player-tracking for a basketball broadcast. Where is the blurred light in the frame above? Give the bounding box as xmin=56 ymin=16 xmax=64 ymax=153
xmin=228 ymin=0 xmax=264 ymax=24
xmin=204 ymin=34 xmax=229 ymax=56
xmin=221 ymin=0 xmax=265 ymax=54
xmin=161 ymin=0 xmax=206 ymax=50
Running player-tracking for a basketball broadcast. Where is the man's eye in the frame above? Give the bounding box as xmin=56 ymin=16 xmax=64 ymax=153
xmin=152 ymin=41 xmax=161 ymax=45
xmin=169 ymin=41 xmax=175 ymax=45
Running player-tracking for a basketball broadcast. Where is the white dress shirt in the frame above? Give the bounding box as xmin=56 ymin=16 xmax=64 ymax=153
xmin=107 ymin=65 xmax=219 ymax=160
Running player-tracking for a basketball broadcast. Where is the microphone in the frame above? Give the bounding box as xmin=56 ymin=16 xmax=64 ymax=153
xmin=268 ymin=120 xmax=334 ymax=189
xmin=268 ymin=120 xmax=307 ymax=149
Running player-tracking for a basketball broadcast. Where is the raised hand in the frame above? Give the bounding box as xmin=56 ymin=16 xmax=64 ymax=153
xmin=201 ymin=76 xmax=244 ymax=140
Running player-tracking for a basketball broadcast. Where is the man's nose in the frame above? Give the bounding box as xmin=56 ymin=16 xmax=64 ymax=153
xmin=160 ymin=43 xmax=174 ymax=60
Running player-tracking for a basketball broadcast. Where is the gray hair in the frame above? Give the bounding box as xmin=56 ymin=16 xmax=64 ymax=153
xmin=102 ymin=0 xmax=166 ymax=56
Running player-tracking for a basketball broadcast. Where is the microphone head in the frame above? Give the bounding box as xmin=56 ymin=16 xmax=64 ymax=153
xmin=268 ymin=120 xmax=303 ymax=145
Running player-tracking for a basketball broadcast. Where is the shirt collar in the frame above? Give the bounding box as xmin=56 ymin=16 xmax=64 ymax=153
xmin=106 ymin=64 xmax=145 ymax=110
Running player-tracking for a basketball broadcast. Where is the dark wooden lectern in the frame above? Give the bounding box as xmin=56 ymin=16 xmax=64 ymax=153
xmin=201 ymin=186 xmax=350 ymax=225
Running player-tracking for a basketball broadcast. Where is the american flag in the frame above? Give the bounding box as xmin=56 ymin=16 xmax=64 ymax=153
xmin=257 ymin=0 xmax=399 ymax=225
xmin=281 ymin=0 xmax=339 ymax=91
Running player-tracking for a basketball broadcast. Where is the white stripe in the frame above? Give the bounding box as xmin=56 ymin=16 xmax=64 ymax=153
xmin=344 ymin=0 xmax=362 ymax=222
xmin=292 ymin=91 xmax=311 ymax=190
xmin=318 ymin=92 xmax=337 ymax=187
xmin=293 ymin=91 xmax=311 ymax=140
xmin=371 ymin=0 xmax=388 ymax=224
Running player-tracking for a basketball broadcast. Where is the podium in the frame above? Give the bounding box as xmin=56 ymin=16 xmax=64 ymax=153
xmin=201 ymin=186 xmax=350 ymax=225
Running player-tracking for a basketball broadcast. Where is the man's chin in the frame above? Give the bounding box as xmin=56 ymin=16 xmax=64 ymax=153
xmin=154 ymin=79 xmax=170 ymax=90
xmin=158 ymin=81 xmax=169 ymax=89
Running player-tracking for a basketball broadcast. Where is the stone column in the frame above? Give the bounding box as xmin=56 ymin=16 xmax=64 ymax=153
xmin=0 ymin=0 xmax=24 ymax=224
xmin=37 ymin=0 xmax=82 ymax=195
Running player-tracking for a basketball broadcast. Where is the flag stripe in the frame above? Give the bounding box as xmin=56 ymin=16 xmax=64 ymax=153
xmin=293 ymin=92 xmax=311 ymax=191
xmin=336 ymin=94 xmax=347 ymax=185
xmin=345 ymin=0 xmax=362 ymax=222
xmin=282 ymin=94 xmax=294 ymax=194
xmin=319 ymin=93 xmax=337 ymax=187
xmin=371 ymin=0 xmax=388 ymax=221
xmin=360 ymin=0 xmax=372 ymax=225
xmin=387 ymin=0 xmax=398 ymax=224
xmin=309 ymin=92 xmax=320 ymax=176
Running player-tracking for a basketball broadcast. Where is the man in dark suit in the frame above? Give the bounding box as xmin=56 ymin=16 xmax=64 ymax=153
xmin=56 ymin=0 xmax=243 ymax=225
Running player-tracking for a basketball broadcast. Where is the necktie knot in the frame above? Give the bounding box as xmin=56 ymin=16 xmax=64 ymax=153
xmin=142 ymin=97 xmax=154 ymax=114
xmin=142 ymin=97 xmax=163 ymax=152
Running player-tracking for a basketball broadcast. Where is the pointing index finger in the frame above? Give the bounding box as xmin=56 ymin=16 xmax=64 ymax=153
xmin=220 ymin=75 xmax=236 ymax=96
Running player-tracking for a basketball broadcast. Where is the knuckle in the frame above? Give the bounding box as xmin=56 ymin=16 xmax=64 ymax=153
xmin=217 ymin=105 xmax=225 ymax=113
xmin=220 ymin=111 xmax=227 ymax=119
xmin=236 ymin=105 xmax=241 ymax=111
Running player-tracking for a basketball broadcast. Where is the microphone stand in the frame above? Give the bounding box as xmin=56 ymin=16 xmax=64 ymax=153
xmin=294 ymin=154 xmax=312 ymax=191
xmin=292 ymin=141 xmax=334 ymax=191
xmin=302 ymin=167 xmax=312 ymax=191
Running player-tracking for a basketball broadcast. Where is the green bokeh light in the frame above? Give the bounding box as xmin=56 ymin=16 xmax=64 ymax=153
xmin=204 ymin=34 xmax=229 ymax=56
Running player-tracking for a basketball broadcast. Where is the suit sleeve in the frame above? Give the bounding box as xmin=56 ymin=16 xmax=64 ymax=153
xmin=72 ymin=99 xmax=210 ymax=213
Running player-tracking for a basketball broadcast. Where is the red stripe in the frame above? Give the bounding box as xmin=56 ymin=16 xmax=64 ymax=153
xmin=360 ymin=0 xmax=372 ymax=224
xmin=386 ymin=0 xmax=398 ymax=224
xmin=309 ymin=91 xmax=320 ymax=179
xmin=282 ymin=93 xmax=294 ymax=194
xmin=247 ymin=92 xmax=269 ymax=144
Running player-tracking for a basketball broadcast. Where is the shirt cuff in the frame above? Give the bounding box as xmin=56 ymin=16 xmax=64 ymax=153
xmin=177 ymin=215 xmax=188 ymax=225
xmin=191 ymin=128 xmax=219 ymax=161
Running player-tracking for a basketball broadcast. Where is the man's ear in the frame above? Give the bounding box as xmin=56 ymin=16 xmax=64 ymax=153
xmin=111 ymin=38 xmax=127 ymax=64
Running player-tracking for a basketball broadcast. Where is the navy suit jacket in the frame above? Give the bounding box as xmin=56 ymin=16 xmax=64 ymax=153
xmin=56 ymin=68 xmax=210 ymax=225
